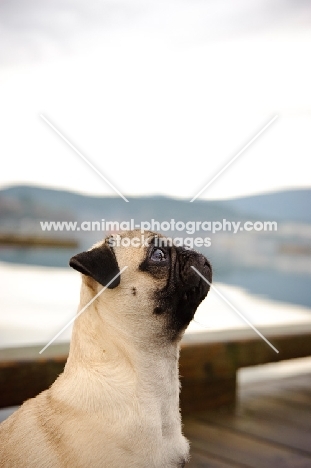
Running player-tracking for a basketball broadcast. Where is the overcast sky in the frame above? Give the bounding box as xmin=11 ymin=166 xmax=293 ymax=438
xmin=0 ymin=0 xmax=311 ymax=200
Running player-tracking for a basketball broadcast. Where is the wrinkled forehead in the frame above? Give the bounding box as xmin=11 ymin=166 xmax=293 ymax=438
xmin=105 ymin=230 xmax=166 ymax=265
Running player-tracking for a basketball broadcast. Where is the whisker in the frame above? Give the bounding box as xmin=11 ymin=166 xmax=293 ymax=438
xmin=192 ymin=319 xmax=210 ymax=330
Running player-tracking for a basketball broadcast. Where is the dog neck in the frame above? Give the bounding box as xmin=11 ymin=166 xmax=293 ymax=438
xmin=55 ymin=282 xmax=183 ymax=434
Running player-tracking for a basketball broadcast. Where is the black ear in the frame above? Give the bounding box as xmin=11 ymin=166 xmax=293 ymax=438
xmin=69 ymin=244 xmax=120 ymax=288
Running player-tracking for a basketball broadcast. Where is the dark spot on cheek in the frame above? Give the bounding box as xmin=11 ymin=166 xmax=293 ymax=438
xmin=154 ymin=306 xmax=163 ymax=314
xmin=132 ymin=287 xmax=137 ymax=296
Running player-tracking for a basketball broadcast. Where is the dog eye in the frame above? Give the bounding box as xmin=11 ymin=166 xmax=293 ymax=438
xmin=150 ymin=248 xmax=166 ymax=262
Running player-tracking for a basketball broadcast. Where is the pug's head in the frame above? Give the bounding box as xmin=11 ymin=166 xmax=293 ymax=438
xmin=70 ymin=230 xmax=212 ymax=343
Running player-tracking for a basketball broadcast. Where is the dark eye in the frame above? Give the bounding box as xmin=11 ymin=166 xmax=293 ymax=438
xmin=150 ymin=248 xmax=166 ymax=262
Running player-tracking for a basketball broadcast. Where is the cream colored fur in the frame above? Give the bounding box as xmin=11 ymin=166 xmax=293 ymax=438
xmin=0 ymin=232 xmax=189 ymax=467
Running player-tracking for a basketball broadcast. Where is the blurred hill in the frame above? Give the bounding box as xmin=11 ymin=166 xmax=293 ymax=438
xmin=0 ymin=185 xmax=240 ymax=226
xmin=0 ymin=185 xmax=310 ymax=259
xmin=1 ymin=185 xmax=311 ymax=226
xmin=226 ymin=190 xmax=311 ymax=223
xmin=1 ymin=185 xmax=310 ymax=307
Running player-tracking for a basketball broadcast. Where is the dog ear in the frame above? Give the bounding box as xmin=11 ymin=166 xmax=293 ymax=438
xmin=69 ymin=244 xmax=120 ymax=288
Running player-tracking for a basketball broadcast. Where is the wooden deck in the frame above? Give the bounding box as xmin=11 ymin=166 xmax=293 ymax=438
xmin=1 ymin=353 xmax=311 ymax=467
xmin=2 ymin=325 xmax=311 ymax=412
xmin=1 ymin=325 xmax=311 ymax=466
xmin=184 ymin=369 xmax=311 ymax=467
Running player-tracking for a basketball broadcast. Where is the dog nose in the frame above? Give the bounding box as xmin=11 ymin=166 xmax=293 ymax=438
xmin=193 ymin=254 xmax=212 ymax=283
xmin=201 ymin=256 xmax=212 ymax=278
xmin=179 ymin=250 xmax=212 ymax=287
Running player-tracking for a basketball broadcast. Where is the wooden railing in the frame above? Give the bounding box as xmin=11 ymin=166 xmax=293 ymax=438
xmin=1 ymin=323 xmax=311 ymax=414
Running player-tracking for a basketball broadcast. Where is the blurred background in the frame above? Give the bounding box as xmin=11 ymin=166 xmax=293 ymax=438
xmin=0 ymin=0 xmax=311 ymax=347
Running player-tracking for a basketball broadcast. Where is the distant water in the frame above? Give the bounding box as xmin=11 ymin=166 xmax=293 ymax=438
xmin=0 ymin=247 xmax=78 ymax=268
xmin=212 ymin=261 xmax=311 ymax=310
xmin=0 ymin=261 xmax=80 ymax=348
xmin=1 ymin=257 xmax=311 ymax=348
xmin=1 ymin=247 xmax=311 ymax=308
